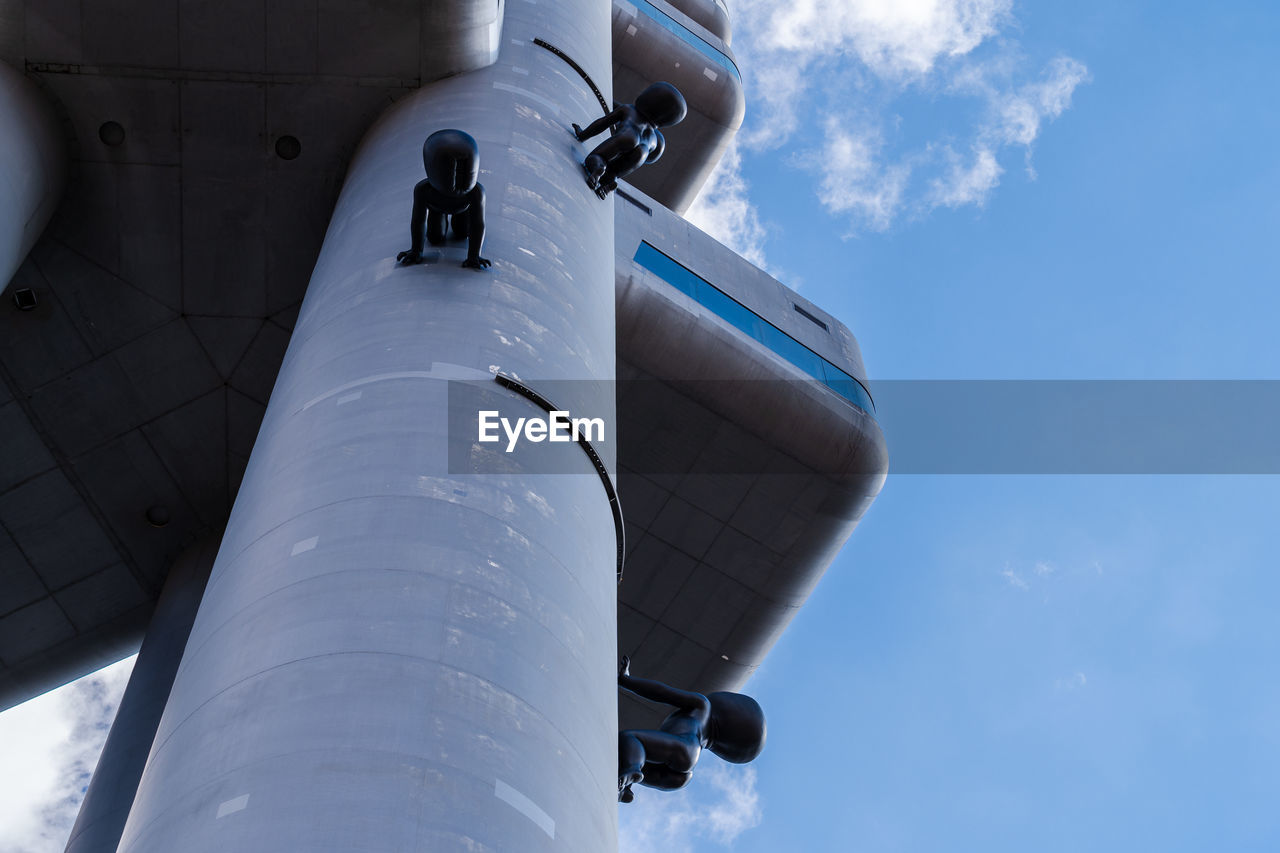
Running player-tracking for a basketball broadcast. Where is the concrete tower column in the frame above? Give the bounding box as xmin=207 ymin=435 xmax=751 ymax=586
xmin=0 ymin=61 xmax=64 ymax=293
xmin=117 ymin=1 xmax=619 ymax=851
xmin=64 ymin=538 xmax=218 ymax=853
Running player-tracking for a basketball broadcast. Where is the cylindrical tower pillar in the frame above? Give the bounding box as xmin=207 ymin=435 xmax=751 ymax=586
xmin=64 ymin=538 xmax=218 ymax=853
xmin=118 ymin=2 xmax=619 ymax=851
xmin=0 ymin=61 xmax=65 ymax=294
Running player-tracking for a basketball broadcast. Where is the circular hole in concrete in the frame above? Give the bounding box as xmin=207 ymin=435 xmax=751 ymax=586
xmin=275 ymin=135 xmax=302 ymax=160
xmin=145 ymin=505 xmax=171 ymax=528
xmin=98 ymin=121 xmax=126 ymax=147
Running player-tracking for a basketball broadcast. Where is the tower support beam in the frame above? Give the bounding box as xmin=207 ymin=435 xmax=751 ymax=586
xmin=64 ymin=539 xmax=217 ymax=853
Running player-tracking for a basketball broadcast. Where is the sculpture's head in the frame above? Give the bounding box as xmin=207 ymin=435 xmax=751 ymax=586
xmin=706 ymin=692 xmax=766 ymax=764
xmin=635 ymin=82 xmax=688 ymax=128
xmin=423 ymin=129 xmax=480 ymax=197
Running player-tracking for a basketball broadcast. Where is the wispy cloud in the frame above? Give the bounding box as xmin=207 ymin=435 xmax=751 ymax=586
xmin=0 ymin=656 xmax=135 ymax=853
xmin=685 ymin=143 xmax=770 ymax=269
xmin=1000 ymin=566 xmax=1030 ymax=590
xmin=703 ymin=0 xmax=1089 ymax=236
xmin=815 ymin=122 xmax=913 ymax=232
xmin=619 ymin=764 xmax=762 ymax=853
xmin=1054 ymin=671 xmax=1088 ymax=691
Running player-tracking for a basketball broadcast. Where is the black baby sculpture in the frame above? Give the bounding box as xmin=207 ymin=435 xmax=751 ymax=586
xmin=573 ymin=82 xmax=687 ymax=199
xmin=617 ymin=656 xmax=765 ymax=803
xmin=397 ymin=129 xmax=491 ymax=270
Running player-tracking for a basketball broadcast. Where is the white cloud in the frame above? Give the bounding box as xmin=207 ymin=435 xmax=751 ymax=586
xmin=704 ymin=0 xmax=1088 ymax=234
xmin=815 ymin=122 xmax=913 ymax=232
xmin=929 ymin=145 xmax=1003 ymax=208
xmin=754 ymin=0 xmax=1012 ymax=79
xmin=0 ymin=656 xmax=135 ymax=853
xmin=619 ymin=763 xmax=762 ymax=853
xmin=685 ymin=143 xmax=769 ymax=269
xmin=1000 ymin=567 xmax=1029 ymax=590
xmin=991 ymin=57 xmax=1091 ymax=148
xmin=1033 ymin=561 xmax=1056 ymax=577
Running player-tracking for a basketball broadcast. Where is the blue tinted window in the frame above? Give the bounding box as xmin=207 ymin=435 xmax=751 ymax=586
xmin=633 ymin=242 xmax=696 ymax=297
xmin=760 ymin=324 xmax=824 ymax=380
xmin=635 ymin=1 xmax=741 ymax=81
xmin=695 ymin=282 xmax=762 ymax=338
xmin=822 ymin=361 xmax=875 ymax=413
xmin=632 ymin=241 xmax=874 ymax=416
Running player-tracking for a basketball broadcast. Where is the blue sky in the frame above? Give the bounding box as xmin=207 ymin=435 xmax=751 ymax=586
xmin=624 ymin=0 xmax=1280 ymax=851
xmin=5 ymin=1 xmax=1280 ymax=850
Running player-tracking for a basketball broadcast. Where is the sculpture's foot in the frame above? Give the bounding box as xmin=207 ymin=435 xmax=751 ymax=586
xmin=619 ymin=785 xmax=635 ymax=804
xmin=595 ymin=180 xmax=615 ymax=200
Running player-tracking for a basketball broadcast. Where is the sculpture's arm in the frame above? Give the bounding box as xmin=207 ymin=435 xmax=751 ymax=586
xmin=397 ymin=179 xmax=431 ymax=264
xmin=461 ymin=183 xmax=490 ymax=270
xmin=618 ymin=670 xmax=710 ymax=713
xmin=574 ymin=107 xmax=626 ymax=142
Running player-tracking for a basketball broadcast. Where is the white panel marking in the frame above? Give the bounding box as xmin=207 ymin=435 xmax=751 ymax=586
xmin=493 ymin=82 xmax=561 ymax=117
xmin=291 ymin=536 xmax=319 ymax=556
xmin=703 ymin=67 xmax=718 ymax=81
xmin=511 ymin=66 xmax=529 ymax=76
xmin=495 ymin=779 xmax=555 ymax=838
xmin=216 ymin=794 xmax=249 ymax=819
xmin=336 ymin=391 xmax=363 ymax=406
xmin=299 ymin=363 xmax=489 ymax=412
xmin=626 ymin=24 xmax=637 ymax=36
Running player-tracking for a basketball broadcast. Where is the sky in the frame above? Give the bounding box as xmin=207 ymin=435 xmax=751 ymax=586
xmin=4 ymin=0 xmax=1280 ymax=850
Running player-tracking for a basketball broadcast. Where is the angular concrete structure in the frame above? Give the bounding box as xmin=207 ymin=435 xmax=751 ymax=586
xmin=0 ymin=1 xmax=886 ymax=850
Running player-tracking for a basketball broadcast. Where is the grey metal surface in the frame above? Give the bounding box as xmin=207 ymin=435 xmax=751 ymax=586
xmin=0 ymin=61 xmax=64 ymax=294
xmin=664 ymin=0 xmax=732 ymax=44
xmin=116 ymin=1 xmax=620 ymax=849
xmin=64 ymin=537 xmax=215 ymax=853
xmin=610 ymin=0 xmax=744 ymax=212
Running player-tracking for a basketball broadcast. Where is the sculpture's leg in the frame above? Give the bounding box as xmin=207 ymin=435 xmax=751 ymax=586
xmin=426 ymin=210 xmax=448 ymax=245
xmin=602 ymin=146 xmax=648 ymax=187
xmin=619 ymin=732 xmax=645 ymax=778
xmin=619 ymin=729 xmax=696 ymax=769
xmin=115 ymin=1 xmax=619 ymax=850
xmin=635 ymin=764 xmax=693 ymax=791
xmin=583 ymin=153 xmax=607 ymax=188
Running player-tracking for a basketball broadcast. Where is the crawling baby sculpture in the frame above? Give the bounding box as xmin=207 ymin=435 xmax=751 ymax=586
xmin=396 ymin=129 xmax=491 ymax=270
xmin=616 ymin=656 xmax=765 ymax=803
xmin=573 ymin=82 xmax=687 ymax=199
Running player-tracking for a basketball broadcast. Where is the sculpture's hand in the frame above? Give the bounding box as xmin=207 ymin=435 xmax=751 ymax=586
xmin=396 ymin=250 xmax=423 ymax=265
xmin=619 ymin=655 xmax=630 ymax=677
xmin=461 ymin=256 xmax=492 ymax=270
